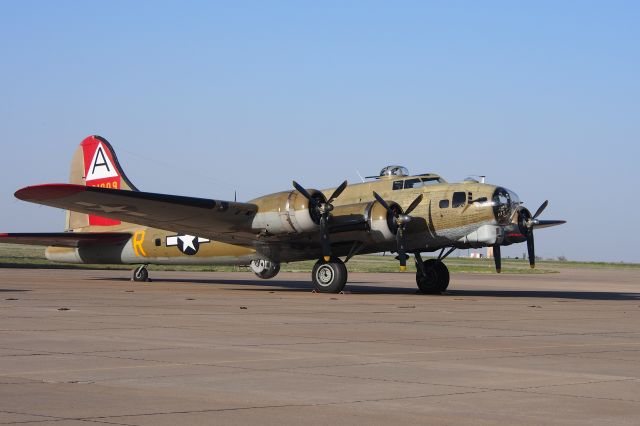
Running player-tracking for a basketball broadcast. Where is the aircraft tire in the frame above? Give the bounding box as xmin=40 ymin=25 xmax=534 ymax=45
xmin=435 ymin=261 xmax=450 ymax=291
xmin=312 ymin=258 xmax=347 ymax=293
xmin=133 ymin=265 xmax=149 ymax=282
xmin=416 ymin=259 xmax=449 ymax=293
xmin=250 ymin=260 xmax=281 ymax=279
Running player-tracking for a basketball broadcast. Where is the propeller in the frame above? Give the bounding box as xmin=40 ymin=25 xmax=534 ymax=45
xmin=372 ymin=191 xmax=423 ymax=271
xmin=524 ymin=200 xmax=548 ymax=268
xmin=293 ymin=180 xmax=348 ymax=261
xmin=494 ymin=199 xmax=564 ymax=272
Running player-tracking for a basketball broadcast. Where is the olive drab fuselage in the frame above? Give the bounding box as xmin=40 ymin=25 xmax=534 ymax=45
xmin=46 ymin=172 xmax=516 ymax=266
xmin=5 ymin=137 xmax=565 ymax=293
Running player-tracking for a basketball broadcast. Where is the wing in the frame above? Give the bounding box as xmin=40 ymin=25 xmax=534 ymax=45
xmin=15 ymin=184 xmax=258 ymax=245
xmin=0 ymin=232 xmax=132 ymax=248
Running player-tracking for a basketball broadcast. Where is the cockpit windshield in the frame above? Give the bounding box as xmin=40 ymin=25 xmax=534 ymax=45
xmin=404 ymin=177 xmax=443 ymax=188
xmin=393 ymin=177 xmax=444 ymax=190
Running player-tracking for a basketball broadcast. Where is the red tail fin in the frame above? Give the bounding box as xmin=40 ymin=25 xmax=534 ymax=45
xmin=67 ymin=136 xmax=137 ymax=228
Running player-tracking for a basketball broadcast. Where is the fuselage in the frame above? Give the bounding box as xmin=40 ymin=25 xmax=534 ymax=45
xmin=46 ymin=173 xmax=520 ymax=266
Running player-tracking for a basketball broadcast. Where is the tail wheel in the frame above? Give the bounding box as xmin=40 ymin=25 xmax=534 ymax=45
xmin=250 ymin=260 xmax=281 ymax=279
xmin=133 ymin=265 xmax=149 ymax=282
xmin=312 ymin=257 xmax=348 ymax=293
xmin=416 ymin=259 xmax=449 ymax=293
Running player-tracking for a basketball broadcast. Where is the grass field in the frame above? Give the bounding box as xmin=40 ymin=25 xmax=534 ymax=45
xmin=1 ymin=243 xmax=637 ymax=274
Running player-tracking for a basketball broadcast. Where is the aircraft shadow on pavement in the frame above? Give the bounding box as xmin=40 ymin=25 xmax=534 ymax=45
xmin=91 ymin=277 xmax=640 ymax=299
xmin=95 ymin=277 xmax=311 ymax=291
xmin=445 ymin=289 xmax=640 ymax=301
xmin=204 ymin=284 xmax=640 ymax=299
xmin=92 ymin=277 xmax=415 ymax=294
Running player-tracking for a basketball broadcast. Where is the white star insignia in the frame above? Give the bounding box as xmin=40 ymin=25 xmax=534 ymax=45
xmin=75 ymin=202 xmax=146 ymax=217
xmin=178 ymin=235 xmax=197 ymax=252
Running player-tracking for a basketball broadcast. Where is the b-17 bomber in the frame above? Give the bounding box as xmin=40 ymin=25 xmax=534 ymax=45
xmin=2 ymin=136 xmax=565 ymax=293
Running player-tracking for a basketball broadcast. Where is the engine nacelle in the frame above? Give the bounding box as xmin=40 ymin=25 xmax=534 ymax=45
xmin=251 ymin=191 xmax=401 ymax=243
xmin=330 ymin=201 xmax=400 ymax=243
xmin=502 ymin=207 xmax=531 ymax=245
xmin=368 ymin=201 xmax=399 ymax=243
xmin=250 ymin=190 xmax=325 ymax=235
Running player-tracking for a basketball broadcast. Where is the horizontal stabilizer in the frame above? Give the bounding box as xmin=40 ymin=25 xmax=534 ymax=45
xmin=0 ymin=232 xmax=132 ymax=248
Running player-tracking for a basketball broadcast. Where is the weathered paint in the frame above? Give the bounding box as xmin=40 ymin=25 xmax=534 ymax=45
xmin=43 ymin=178 xmax=503 ymax=265
xmin=26 ymin=136 xmax=520 ymax=266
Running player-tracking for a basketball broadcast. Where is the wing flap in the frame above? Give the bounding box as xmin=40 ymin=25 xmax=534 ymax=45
xmin=15 ymin=184 xmax=258 ymax=242
xmin=0 ymin=232 xmax=132 ymax=248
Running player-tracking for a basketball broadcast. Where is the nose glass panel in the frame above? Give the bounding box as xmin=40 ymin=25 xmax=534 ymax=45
xmin=492 ymin=187 xmax=520 ymax=225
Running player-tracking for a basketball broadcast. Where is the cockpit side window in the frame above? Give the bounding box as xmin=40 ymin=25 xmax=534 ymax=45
xmin=439 ymin=199 xmax=449 ymax=208
xmin=394 ymin=177 xmax=443 ymax=190
xmin=452 ymin=191 xmax=466 ymax=208
xmin=403 ymin=178 xmax=422 ymax=189
xmin=421 ymin=177 xmax=442 ymax=185
xmin=404 ymin=177 xmax=442 ymax=189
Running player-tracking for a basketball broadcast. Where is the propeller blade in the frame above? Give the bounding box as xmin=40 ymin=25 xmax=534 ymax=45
xmin=396 ymin=227 xmax=407 ymax=271
xmin=327 ymin=180 xmax=348 ymax=204
xmin=372 ymin=191 xmax=391 ymax=213
xmin=493 ymin=244 xmax=502 ymax=273
xmin=292 ymin=181 xmax=318 ymax=208
xmin=319 ymin=215 xmax=331 ymax=261
xmin=295 ymin=180 xmax=348 ymax=262
xmin=372 ymin=191 xmax=419 ymax=271
xmin=404 ymin=194 xmax=423 ymax=215
xmin=527 ymin=232 xmax=535 ymax=268
xmin=532 ymin=219 xmax=566 ymax=229
xmin=294 ymin=180 xmax=348 ymax=263
xmin=532 ymin=200 xmax=548 ymax=220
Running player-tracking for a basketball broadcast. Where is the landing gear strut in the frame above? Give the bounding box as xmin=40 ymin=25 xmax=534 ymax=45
xmin=132 ymin=264 xmax=150 ymax=282
xmin=414 ymin=249 xmax=454 ymax=293
xmin=312 ymin=257 xmax=347 ymax=293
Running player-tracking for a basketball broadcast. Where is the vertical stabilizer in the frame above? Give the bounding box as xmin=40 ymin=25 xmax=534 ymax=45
xmin=66 ymin=135 xmax=138 ymax=231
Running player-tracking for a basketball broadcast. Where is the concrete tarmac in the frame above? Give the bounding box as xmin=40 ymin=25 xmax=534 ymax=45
xmin=1 ymin=267 xmax=639 ymax=425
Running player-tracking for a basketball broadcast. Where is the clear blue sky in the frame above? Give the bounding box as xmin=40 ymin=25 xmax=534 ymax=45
xmin=1 ymin=1 xmax=638 ymax=262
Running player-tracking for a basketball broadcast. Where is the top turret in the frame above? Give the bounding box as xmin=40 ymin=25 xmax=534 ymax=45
xmin=379 ymin=165 xmax=409 ymax=178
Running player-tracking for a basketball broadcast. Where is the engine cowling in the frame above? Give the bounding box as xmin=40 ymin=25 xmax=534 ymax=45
xmin=368 ymin=201 xmax=400 ymax=243
xmin=329 ymin=201 xmax=400 ymax=243
xmin=502 ymin=207 xmax=531 ymax=245
xmin=250 ymin=190 xmax=326 ymax=235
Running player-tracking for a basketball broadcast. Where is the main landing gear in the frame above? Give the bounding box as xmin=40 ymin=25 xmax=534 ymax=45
xmin=312 ymin=257 xmax=348 ymax=293
xmin=309 ymin=250 xmax=454 ymax=294
xmin=132 ymin=264 xmax=150 ymax=282
xmin=414 ymin=249 xmax=454 ymax=294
